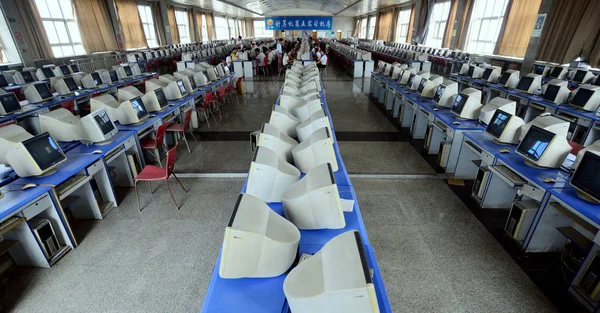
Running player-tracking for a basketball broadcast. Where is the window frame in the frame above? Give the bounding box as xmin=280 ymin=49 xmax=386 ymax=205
xmin=358 ymin=17 xmax=367 ymax=38
xmin=464 ymin=0 xmax=510 ymax=54
xmin=253 ymin=19 xmax=273 ymax=38
xmin=214 ymin=15 xmax=229 ymax=40
xmin=174 ymin=9 xmax=190 ymax=44
xmin=35 ymin=0 xmax=86 ymax=58
xmin=425 ymin=0 xmax=451 ymax=48
xmin=394 ymin=8 xmax=412 ymax=43
xmin=201 ymin=14 xmax=208 ymax=41
xmin=367 ymin=15 xmax=376 ymax=40
xmin=137 ymin=4 xmax=158 ymax=48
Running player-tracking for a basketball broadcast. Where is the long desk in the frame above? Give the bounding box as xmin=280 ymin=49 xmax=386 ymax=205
xmin=201 ymin=72 xmax=392 ymax=313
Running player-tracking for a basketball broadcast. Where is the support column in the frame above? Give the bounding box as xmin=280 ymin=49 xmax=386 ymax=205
xmin=160 ymin=0 xmax=172 ymax=45
xmin=192 ymin=8 xmax=199 ymax=42
xmin=521 ymin=0 xmax=554 ymax=74
xmin=105 ymin=0 xmax=125 ymax=50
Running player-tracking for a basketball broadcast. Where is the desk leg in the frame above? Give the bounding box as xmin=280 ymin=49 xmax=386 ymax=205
xmin=393 ymin=94 xmax=402 ymax=118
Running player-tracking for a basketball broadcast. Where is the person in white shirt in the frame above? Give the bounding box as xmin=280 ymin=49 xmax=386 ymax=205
xmin=317 ymin=48 xmax=328 ymax=68
xmin=276 ymin=38 xmax=283 ymax=54
xmin=236 ymin=36 xmax=243 ymax=48
xmin=255 ymin=48 xmax=266 ymax=65
xmin=283 ymin=51 xmax=290 ymax=68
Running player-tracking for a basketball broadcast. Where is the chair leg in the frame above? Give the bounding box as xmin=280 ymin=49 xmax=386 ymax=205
xmin=165 ymin=179 xmax=179 ymax=210
xmin=155 ymin=148 xmax=162 ymax=166
xmin=135 ymin=181 xmax=141 ymax=211
xmin=172 ymin=173 xmax=188 ymax=192
xmin=182 ymin=132 xmax=191 ymax=153
xmin=203 ymin=110 xmax=211 ymax=128
xmin=188 ymin=129 xmax=197 ymax=142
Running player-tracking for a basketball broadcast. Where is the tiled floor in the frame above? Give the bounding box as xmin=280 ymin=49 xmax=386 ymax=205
xmin=0 ymin=63 xmax=559 ymax=313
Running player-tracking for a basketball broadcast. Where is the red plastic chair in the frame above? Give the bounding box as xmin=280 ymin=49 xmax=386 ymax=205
xmin=206 ymin=89 xmax=223 ymax=120
xmin=134 ymin=144 xmax=188 ymax=211
xmin=257 ymin=56 xmax=269 ymax=76
xmin=167 ymin=109 xmax=196 ymax=153
xmin=569 ymin=141 xmax=585 ymax=156
xmin=141 ymin=123 xmax=168 ymax=166
xmin=227 ymin=77 xmax=243 ymax=104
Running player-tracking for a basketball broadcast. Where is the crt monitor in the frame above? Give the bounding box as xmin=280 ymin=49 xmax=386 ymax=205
xmin=24 ymin=82 xmax=53 ymax=104
xmin=451 ymin=88 xmax=482 ymax=120
xmin=42 ymin=67 xmax=55 ymax=78
xmin=573 ymin=69 xmax=594 ymax=84
xmin=21 ymin=71 xmax=35 ymax=83
xmin=0 ymin=92 xmax=21 ymax=115
xmin=6 ymin=132 xmax=67 ymax=177
xmin=55 ymin=77 xmax=79 ymax=95
xmin=69 ymin=63 xmax=79 ymax=73
xmin=571 ymin=151 xmax=600 ymax=203
xmin=482 ymin=68 xmax=493 ymax=80
xmin=533 ymin=65 xmax=545 ymax=75
xmin=79 ymin=108 xmax=118 ymax=144
xmin=407 ymin=73 xmax=416 ymax=88
xmin=0 ymin=75 xmax=7 ymax=88
xmin=543 ymin=84 xmax=561 ymax=103
xmin=498 ymin=70 xmax=520 ymax=89
xmin=141 ymin=87 xmax=169 ymax=112
xmin=479 ymin=97 xmax=516 ymax=125
xmin=110 ymin=70 xmax=119 ymax=83
xmin=124 ymin=65 xmax=133 ymax=77
xmin=516 ymin=125 xmax=572 ymax=168
xmin=485 ymin=109 xmax=525 ymax=144
xmin=570 ymin=86 xmax=600 ymax=112
xmin=118 ymin=96 xmax=149 ymax=125
xmin=515 ymin=74 xmax=541 ymax=94
xmin=549 ymin=66 xmax=567 ymax=79
xmin=60 ymin=65 xmax=71 ymax=76
xmin=91 ymin=72 xmax=102 ymax=85
xmin=417 ymin=78 xmax=427 ymax=93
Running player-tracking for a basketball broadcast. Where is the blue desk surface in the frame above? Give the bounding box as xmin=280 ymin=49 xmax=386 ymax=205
xmin=66 ymin=131 xmax=137 ymax=156
xmin=434 ymin=112 xmax=486 ymax=131
xmin=15 ymin=151 xmax=101 ymax=187
xmin=0 ymin=184 xmax=51 ymax=221
xmin=496 ymin=153 xmax=571 ymax=189
xmin=463 ymin=131 xmax=517 ymax=155
xmin=549 ymin=187 xmax=600 ymax=226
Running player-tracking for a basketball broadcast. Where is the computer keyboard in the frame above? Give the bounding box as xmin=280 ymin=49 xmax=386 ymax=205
xmin=0 ymin=216 xmax=23 ymax=234
xmin=55 ymin=174 xmax=88 ymax=195
xmin=491 ymin=165 xmax=526 ymax=185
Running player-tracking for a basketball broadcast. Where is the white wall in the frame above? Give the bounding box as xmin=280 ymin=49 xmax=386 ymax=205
xmin=332 ymin=16 xmax=356 ymax=39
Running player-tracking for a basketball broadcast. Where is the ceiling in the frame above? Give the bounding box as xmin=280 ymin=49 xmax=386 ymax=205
xmin=172 ymin=0 xmax=413 ymax=17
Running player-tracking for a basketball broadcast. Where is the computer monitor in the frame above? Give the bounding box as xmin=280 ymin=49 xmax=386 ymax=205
xmin=498 ymin=70 xmax=520 ymax=89
xmin=54 ymin=77 xmax=79 ymax=95
xmin=459 ymin=63 xmax=470 ymax=75
xmin=216 ymin=63 xmax=226 ymax=77
xmin=0 ymin=74 xmax=7 ymax=88
xmin=570 ymin=85 xmax=600 ymax=111
xmin=252 ymin=123 xmax=298 ymax=163
xmin=116 ymin=66 xmax=132 ymax=80
xmin=39 ymin=108 xmax=81 ymax=142
xmin=145 ymin=78 xmax=186 ymax=100
xmin=572 ymin=69 xmax=595 ymax=84
xmin=141 ymin=88 xmax=169 ymax=112
xmin=16 ymin=71 xmax=36 ymax=84
xmin=549 ymin=66 xmax=568 ymax=80
xmin=117 ymin=86 xmax=144 ymax=102
xmin=69 ymin=63 xmax=80 ymax=73
xmin=420 ymin=74 xmax=443 ymax=98
xmin=451 ymin=88 xmax=482 ymax=120
xmin=570 ymin=151 xmax=600 ymax=203
xmin=4 ymin=132 xmax=66 ymax=177
xmin=482 ymin=66 xmax=501 ymax=83
xmin=117 ymin=96 xmax=149 ymax=125
xmin=399 ymin=67 xmax=416 ymax=85
xmin=485 ymin=109 xmax=525 ymax=144
xmin=573 ymin=140 xmax=600 ymax=170
xmin=284 ymin=231 xmax=379 ymax=313
xmin=433 ymin=81 xmax=458 ymax=108
xmin=533 ymin=64 xmax=550 ymax=76
xmin=468 ymin=65 xmax=484 ymax=79
xmin=291 ymin=127 xmax=338 ymax=173
xmin=36 ymin=67 xmax=55 ymax=81
xmin=479 ymin=97 xmax=517 ymax=125
xmin=79 ymin=108 xmax=118 ymax=144
xmin=516 ymin=74 xmax=542 ymax=94
xmin=90 ymin=94 xmax=120 ymax=122
xmin=219 ymin=193 xmax=300 ymax=279
xmin=24 ymin=82 xmax=53 ymax=103
xmin=246 ymin=146 xmax=301 ymax=202
xmin=516 ymin=125 xmax=571 ymax=168
xmin=99 ymin=70 xmax=119 ymax=84
xmin=57 ymin=65 xmax=72 ymax=76
xmin=542 ymin=80 xmax=570 ymax=104
xmin=173 ymin=72 xmax=197 ymax=93
xmin=0 ymin=92 xmax=22 ymax=115
xmin=518 ymin=114 xmax=569 ymax=142
xmin=81 ymin=72 xmax=103 ymax=89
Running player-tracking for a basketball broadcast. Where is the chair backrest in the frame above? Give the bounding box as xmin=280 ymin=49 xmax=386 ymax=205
xmin=183 ymin=109 xmax=193 ymax=130
xmin=217 ymin=85 xmax=227 ymax=96
xmin=569 ymin=141 xmax=585 ymax=155
xmin=263 ymin=56 xmax=268 ymax=66
xmin=235 ymin=77 xmax=243 ymax=88
xmin=155 ymin=123 xmax=168 ymax=145
xmin=61 ymin=100 xmax=75 ymax=112
xmin=166 ymin=144 xmax=178 ymax=175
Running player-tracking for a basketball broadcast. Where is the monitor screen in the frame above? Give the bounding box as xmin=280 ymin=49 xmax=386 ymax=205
xmin=42 ymin=67 xmax=55 ymax=78
xmin=21 ymin=71 xmax=34 ymax=83
xmin=22 ymin=133 xmax=65 ymax=171
xmin=213 ymin=68 xmax=219 ymax=78
xmin=93 ymin=110 xmax=115 ymax=135
xmin=516 ymin=76 xmax=534 ymax=91
xmin=433 ymin=85 xmax=445 ymax=103
xmin=123 ymin=66 xmax=133 ymax=76
xmin=595 ymin=75 xmax=600 ymax=86
xmin=517 ymin=126 xmax=554 ymax=161
xmin=482 ymin=68 xmax=493 ymax=80
xmin=109 ymin=70 xmax=118 ymax=82
xmin=0 ymin=93 xmax=21 ymax=114
xmin=60 ymin=65 xmax=70 ymax=76
xmin=0 ymin=65 xmax=8 ymax=71
xmin=155 ymin=88 xmax=168 ymax=108
xmin=451 ymin=94 xmax=468 ymax=115
xmin=549 ymin=67 xmax=563 ymax=78
xmin=486 ymin=110 xmax=511 ymax=138
xmin=0 ymin=74 xmax=7 ymax=87
xmin=534 ymin=65 xmax=545 ymax=75
xmin=498 ymin=72 xmax=511 ymax=85
xmin=543 ymin=85 xmax=560 ymax=102
xmin=91 ymin=72 xmax=102 ymax=85
xmin=34 ymin=83 xmax=52 ymax=100
xmin=64 ymin=77 xmax=78 ymax=92
xmin=70 ymin=64 xmax=79 ymax=72
xmin=129 ymin=97 xmax=148 ymax=120
xmin=574 ymin=70 xmax=587 ymax=83
xmin=571 ymin=88 xmax=594 ymax=107
xmin=407 ymin=73 xmax=416 ymax=86
xmin=141 ymin=53 xmax=147 ymax=60
xmin=571 ymin=152 xmax=600 ymax=202
xmin=468 ymin=66 xmax=475 ymax=77
xmin=176 ymin=80 xmax=187 ymax=95
xmin=189 ymin=76 xmax=197 ymax=90
xmin=418 ymin=78 xmax=427 ymax=93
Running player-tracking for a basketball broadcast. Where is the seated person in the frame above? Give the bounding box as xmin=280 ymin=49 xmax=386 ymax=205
xmin=283 ymin=51 xmax=291 ymax=69
xmin=317 ymin=49 xmax=328 ymax=69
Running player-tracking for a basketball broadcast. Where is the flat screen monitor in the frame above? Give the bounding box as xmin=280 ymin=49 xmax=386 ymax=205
xmin=571 ymin=88 xmax=594 ymax=107
xmin=59 ymin=65 xmax=71 ymax=76
xmin=155 ymin=88 xmax=168 ymax=109
xmin=498 ymin=72 xmax=511 ymax=85
xmin=21 ymin=71 xmax=35 ymax=83
xmin=549 ymin=67 xmax=563 ymax=78
xmin=0 ymin=74 xmax=7 ymax=87
xmin=417 ymin=78 xmax=427 ymax=93
xmin=34 ymin=83 xmax=53 ymax=100
xmin=0 ymin=93 xmax=21 ymax=114
xmin=70 ymin=64 xmax=79 ymax=72
xmin=516 ymin=76 xmax=534 ymax=92
xmin=109 ymin=70 xmax=118 ymax=83
xmin=176 ymin=79 xmax=187 ymax=95
xmin=517 ymin=126 xmax=554 ymax=161
xmin=64 ymin=77 xmax=78 ymax=92
xmin=574 ymin=70 xmax=587 ymax=83
xmin=451 ymin=93 xmax=468 ymax=115
xmin=433 ymin=85 xmax=445 ymax=103
xmin=91 ymin=72 xmax=102 ymax=85
xmin=23 ymin=132 xmax=66 ymax=172
xmin=93 ymin=110 xmax=116 ymax=135
xmin=123 ymin=65 xmax=133 ymax=76
xmin=571 ymin=152 xmax=600 ymax=203
xmin=42 ymin=67 xmax=55 ymax=78
xmin=533 ymin=65 xmax=545 ymax=75
xmin=482 ymin=68 xmax=493 ymax=80
xmin=486 ymin=110 xmax=511 ymax=139
xmin=130 ymin=97 xmax=148 ymax=120
xmin=543 ymin=85 xmax=560 ymax=102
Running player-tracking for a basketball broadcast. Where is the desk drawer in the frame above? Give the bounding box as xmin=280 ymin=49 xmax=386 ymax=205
xmin=481 ymin=151 xmax=495 ymax=166
xmin=87 ymin=159 xmax=104 ymax=176
xmin=22 ymin=194 xmax=53 ymax=220
xmin=124 ymin=137 xmax=136 ymax=150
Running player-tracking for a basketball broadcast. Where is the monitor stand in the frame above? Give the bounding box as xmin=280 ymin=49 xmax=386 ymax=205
xmin=576 ymin=190 xmax=600 ymax=204
xmin=37 ymin=168 xmax=58 ymax=177
xmin=524 ymin=159 xmax=545 ymax=169
xmin=492 ymin=138 xmax=512 ymax=145
xmin=83 ymin=138 xmax=114 ymax=145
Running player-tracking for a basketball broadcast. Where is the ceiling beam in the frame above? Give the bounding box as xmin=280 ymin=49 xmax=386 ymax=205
xmin=213 ymin=0 xmax=264 ymax=16
xmin=333 ymin=0 xmax=364 ymax=16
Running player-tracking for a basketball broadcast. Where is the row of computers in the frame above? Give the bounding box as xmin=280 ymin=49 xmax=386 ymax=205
xmin=366 ymin=41 xmax=469 ymax=62
xmin=329 ymin=41 xmax=372 ymax=60
xmin=126 ymin=43 xmax=236 ymax=63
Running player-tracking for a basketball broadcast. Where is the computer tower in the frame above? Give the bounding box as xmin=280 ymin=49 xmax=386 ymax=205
xmin=473 ymin=166 xmax=490 ymax=199
xmin=437 ymin=142 xmax=450 ymax=167
xmin=504 ymin=200 xmax=538 ymax=243
xmin=579 ymin=253 xmax=600 ymax=301
xmin=29 ymin=218 xmax=60 ymax=259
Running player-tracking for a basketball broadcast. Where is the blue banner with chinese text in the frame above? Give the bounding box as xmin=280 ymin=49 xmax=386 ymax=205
xmin=264 ymin=16 xmax=333 ymax=31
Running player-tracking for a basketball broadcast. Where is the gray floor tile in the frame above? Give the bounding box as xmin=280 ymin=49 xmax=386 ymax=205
xmin=340 ymin=141 xmax=434 ymax=174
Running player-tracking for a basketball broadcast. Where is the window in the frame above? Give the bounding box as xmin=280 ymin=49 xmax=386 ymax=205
xmin=201 ymin=14 xmax=208 ymax=40
xmin=238 ymin=20 xmax=245 ymax=37
xmin=465 ymin=0 xmax=510 ymax=54
xmin=228 ymin=18 xmax=236 ymax=39
xmin=367 ymin=16 xmax=376 ymax=40
xmin=34 ymin=0 xmax=85 ymax=57
xmin=359 ymin=17 xmax=367 ymax=38
xmin=174 ymin=9 xmax=190 ymax=44
xmin=425 ymin=0 xmax=451 ymax=48
xmin=394 ymin=8 xmax=412 ymax=43
xmin=0 ymin=9 xmax=20 ymax=64
xmin=215 ymin=16 xmax=229 ymax=40
xmin=137 ymin=4 xmax=158 ymax=48
xmin=253 ymin=20 xmax=273 ymax=38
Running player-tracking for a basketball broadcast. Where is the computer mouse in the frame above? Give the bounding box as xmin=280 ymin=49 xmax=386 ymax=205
xmin=453 ymin=121 xmax=461 ymax=125
xmin=169 ymin=104 xmax=175 ymax=107
xmin=433 ymin=108 xmax=440 ymax=111
xmin=22 ymin=183 xmax=37 ymax=190
xmin=92 ymin=150 xmax=103 ymax=154
xmin=499 ymin=149 xmax=510 ymax=153
xmin=149 ymin=114 xmax=156 ymax=117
